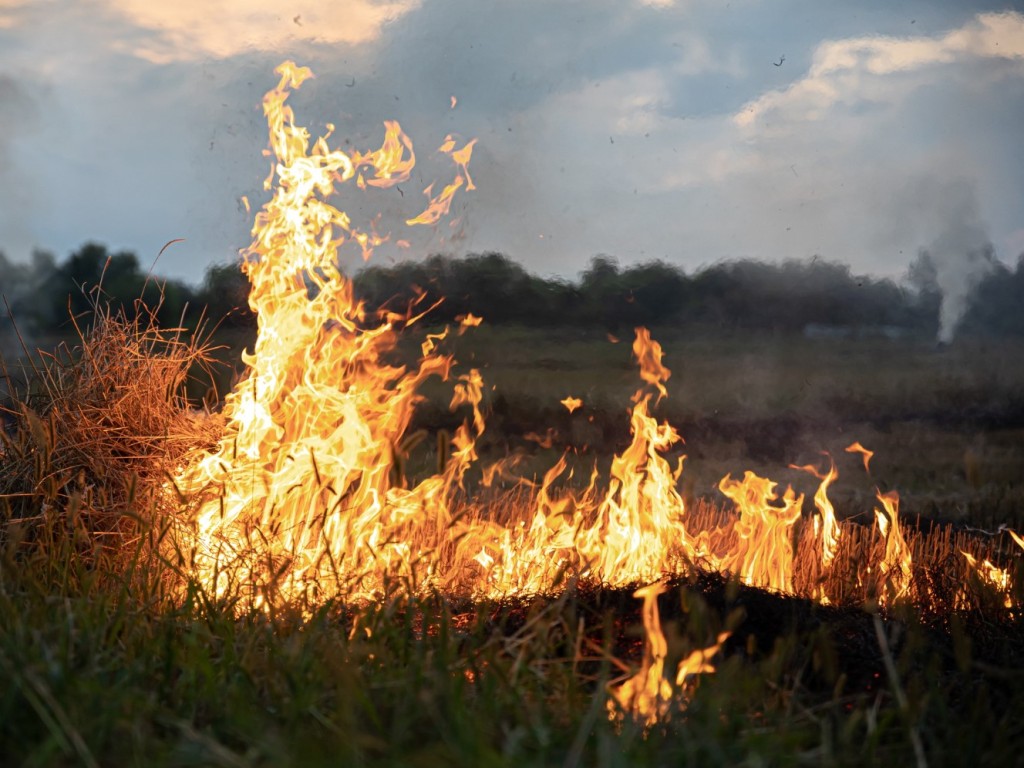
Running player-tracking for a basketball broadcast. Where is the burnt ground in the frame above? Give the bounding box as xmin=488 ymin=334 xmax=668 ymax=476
xmin=405 ymin=573 xmax=1024 ymax=712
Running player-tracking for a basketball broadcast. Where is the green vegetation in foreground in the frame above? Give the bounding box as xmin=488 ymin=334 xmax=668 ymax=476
xmin=3 ymin=534 xmax=1024 ymax=767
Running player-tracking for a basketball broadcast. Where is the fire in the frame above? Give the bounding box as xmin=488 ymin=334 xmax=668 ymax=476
xmin=845 ymin=441 xmax=874 ymax=474
xmin=172 ymin=61 xmax=708 ymax=605
xmin=792 ymin=458 xmax=841 ymax=602
xmin=873 ymin=491 xmax=912 ymax=606
xmin=718 ymin=472 xmax=803 ymax=593
xmin=960 ymin=529 xmax=1024 ymax=609
xmin=171 ymin=63 xmax=1022 ymax=680
xmin=173 ymin=61 xmax=475 ymax=603
xmin=560 ymin=396 xmax=582 ymax=414
xmin=607 ymin=582 xmax=729 ymax=726
xmin=961 ymin=551 xmax=1012 ymax=608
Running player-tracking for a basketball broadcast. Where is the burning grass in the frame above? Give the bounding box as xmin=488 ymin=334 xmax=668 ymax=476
xmin=4 ymin=59 xmax=1024 ymax=763
xmin=3 ymin=294 xmax=1024 ymax=764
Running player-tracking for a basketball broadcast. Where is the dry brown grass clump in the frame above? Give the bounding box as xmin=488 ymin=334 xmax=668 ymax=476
xmin=0 ymin=301 xmax=222 ymax=571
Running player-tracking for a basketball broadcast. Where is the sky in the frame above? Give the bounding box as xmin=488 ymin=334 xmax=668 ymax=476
xmin=0 ymin=0 xmax=1022 ymax=284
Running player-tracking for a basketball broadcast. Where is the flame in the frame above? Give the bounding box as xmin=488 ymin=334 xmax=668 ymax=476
xmin=173 ymin=62 xmax=708 ymax=605
xmin=560 ymin=396 xmax=583 ymax=414
xmin=607 ymin=582 xmax=729 ymax=726
xmin=173 ymin=61 xmax=476 ymax=603
xmin=353 ymin=120 xmax=416 ymax=190
xmin=792 ymin=458 xmax=841 ymax=602
xmin=718 ymin=472 xmax=803 ymax=593
xmin=960 ymin=528 xmax=1024 ymax=609
xmin=607 ymin=583 xmax=674 ymax=726
xmin=961 ymin=551 xmax=1013 ymax=608
xmin=873 ymin=491 xmax=912 ymax=606
xmin=632 ymin=327 xmax=670 ymax=403
xmin=845 ymin=441 xmax=874 ymax=474
xmin=1009 ymin=529 xmax=1024 ymax=551
xmin=405 ymin=136 xmax=476 ymax=226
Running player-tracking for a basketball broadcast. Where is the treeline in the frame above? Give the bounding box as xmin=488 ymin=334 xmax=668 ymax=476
xmin=355 ymin=251 xmax=1024 ymax=338
xmin=0 ymin=243 xmax=252 ymax=336
xmin=3 ymin=242 xmax=1024 ymax=339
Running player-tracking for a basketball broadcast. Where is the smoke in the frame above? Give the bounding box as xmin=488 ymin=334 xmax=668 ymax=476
xmin=0 ymin=72 xmax=37 ymax=259
xmin=924 ymin=182 xmax=996 ymax=344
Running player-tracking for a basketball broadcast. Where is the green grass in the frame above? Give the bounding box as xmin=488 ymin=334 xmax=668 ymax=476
xmin=3 ymin=536 xmax=1024 ymax=767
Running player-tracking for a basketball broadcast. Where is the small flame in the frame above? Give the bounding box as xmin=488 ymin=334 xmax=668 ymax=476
xmin=561 ymin=396 xmax=583 ymax=414
xmin=961 ymin=551 xmax=1013 ymax=608
xmin=632 ymin=327 xmax=671 ymax=403
xmin=352 ymin=120 xmax=415 ymax=189
xmin=845 ymin=441 xmax=874 ymax=474
xmin=718 ymin=472 xmax=803 ymax=593
xmin=873 ymin=491 xmax=912 ymax=606
xmin=608 ymin=583 xmax=674 ymax=726
xmin=455 ymin=313 xmax=483 ymax=335
xmin=608 ymin=582 xmax=729 ymax=726
xmin=1009 ymin=529 xmax=1024 ymax=551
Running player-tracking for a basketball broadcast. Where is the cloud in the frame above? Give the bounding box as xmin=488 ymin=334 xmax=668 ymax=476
xmin=735 ymin=11 xmax=1024 ymax=128
xmin=0 ymin=0 xmax=27 ymax=29
xmin=105 ymin=0 xmax=422 ymax=63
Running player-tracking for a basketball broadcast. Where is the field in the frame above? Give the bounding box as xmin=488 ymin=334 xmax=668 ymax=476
xmin=408 ymin=326 xmax=1024 ymax=525
xmin=2 ymin=321 xmax=1024 ymax=766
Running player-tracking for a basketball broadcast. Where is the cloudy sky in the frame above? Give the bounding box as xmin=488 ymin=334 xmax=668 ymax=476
xmin=0 ymin=0 xmax=1022 ymax=283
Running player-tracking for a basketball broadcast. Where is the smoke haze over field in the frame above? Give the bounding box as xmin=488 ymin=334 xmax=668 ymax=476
xmin=0 ymin=1 xmax=1022 ymax=286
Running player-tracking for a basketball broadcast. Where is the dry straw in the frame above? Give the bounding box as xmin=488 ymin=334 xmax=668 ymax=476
xmin=1 ymin=290 xmax=222 ymax=577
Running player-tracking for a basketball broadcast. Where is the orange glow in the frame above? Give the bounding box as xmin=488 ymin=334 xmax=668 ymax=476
xmin=718 ymin=472 xmax=803 ymax=593
xmin=845 ymin=441 xmax=874 ymax=473
xmin=560 ymin=396 xmax=583 ymax=414
xmin=607 ymin=583 xmax=728 ymax=726
xmin=873 ymin=491 xmax=912 ymax=606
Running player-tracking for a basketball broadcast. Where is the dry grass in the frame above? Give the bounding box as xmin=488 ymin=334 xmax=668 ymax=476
xmin=0 ymin=299 xmax=221 ymax=572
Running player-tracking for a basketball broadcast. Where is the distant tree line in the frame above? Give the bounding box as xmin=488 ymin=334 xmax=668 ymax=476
xmin=355 ymin=251 xmax=1024 ymax=338
xmin=2 ymin=242 xmax=1023 ymax=339
xmin=0 ymin=242 xmax=252 ymax=337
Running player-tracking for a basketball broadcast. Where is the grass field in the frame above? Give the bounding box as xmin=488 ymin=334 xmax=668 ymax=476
xmin=3 ymin=321 xmax=1024 ymax=766
xmin=406 ymin=326 xmax=1024 ymax=528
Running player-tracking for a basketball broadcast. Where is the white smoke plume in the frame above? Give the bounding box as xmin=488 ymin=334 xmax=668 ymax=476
xmin=925 ymin=182 xmax=996 ymax=344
